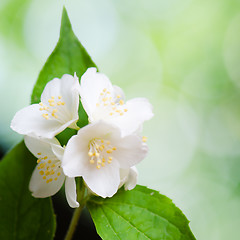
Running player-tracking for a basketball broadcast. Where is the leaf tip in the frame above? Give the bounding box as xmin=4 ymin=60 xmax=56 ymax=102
xmin=60 ymin=6 xmax=72 ymax=36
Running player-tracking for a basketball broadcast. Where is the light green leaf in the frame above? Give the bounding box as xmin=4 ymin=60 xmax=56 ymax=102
xmin=87 ymin=185 xmax=196 ymax=240
xmin=0 ymin=142 xmax=56 ymax=240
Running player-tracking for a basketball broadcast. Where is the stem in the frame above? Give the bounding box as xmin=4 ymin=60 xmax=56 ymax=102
xmin=64 ymin=204 xmax=85 ymax=240
xmin=64 ymin=178 xmax=87 ymax=240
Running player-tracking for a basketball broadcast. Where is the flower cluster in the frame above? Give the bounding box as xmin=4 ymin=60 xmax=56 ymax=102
xmin=11 ymin=68 xmax=153 ymax=208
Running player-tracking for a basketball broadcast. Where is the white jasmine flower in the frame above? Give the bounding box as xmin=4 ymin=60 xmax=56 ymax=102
xmin=11 ymin=74 xmax=80 ymax=139
xmin=79 ymin=68 xmax=153 ymax=136
xmin=25 ymin=136 xmax=79 ymax=208
xmin=62 ymin=121 xmax=147 ymax=198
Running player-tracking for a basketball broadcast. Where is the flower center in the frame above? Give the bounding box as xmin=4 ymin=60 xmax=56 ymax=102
xmin=39 ymin=95 xmax=69 ymax=122
xmin=95 ymin=88 xmax=128 ymax=117
xmin=88 ymin=138 xmax=117 ymax=169
xmin=36 ymin=152 xmax=62 ymax=183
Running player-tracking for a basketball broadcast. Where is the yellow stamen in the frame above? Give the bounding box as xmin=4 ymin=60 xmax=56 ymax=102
xmin=40 ymin=163 xmax=45 ymax=169
xmin=42 ymin=114 xmax=49 ymax=120
xmin=142 ymin=136 xmax=148 ymax=142
xmin=88 ymin=152 xmax=93 ymax=157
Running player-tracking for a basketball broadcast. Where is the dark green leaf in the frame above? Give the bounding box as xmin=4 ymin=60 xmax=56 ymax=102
xmin=0 ymin=142 xmax=56 ymax=240
xmin=87 ymin=185 xmax=196 ymax=240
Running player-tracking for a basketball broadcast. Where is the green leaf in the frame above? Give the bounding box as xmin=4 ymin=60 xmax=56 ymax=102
xmin=87 ymin=185 xmax=196 ymax=240
xmin=31 ymin=7 xmax=96 ymax=132
xmin=31 ymin=7 xmax=97 ymax=104
xmin=0 ymin=142 xmax=56 ymax=240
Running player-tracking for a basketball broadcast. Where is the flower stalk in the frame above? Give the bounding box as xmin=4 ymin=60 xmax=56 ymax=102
xmin=64 ymin=178 xmax=88 ymax=240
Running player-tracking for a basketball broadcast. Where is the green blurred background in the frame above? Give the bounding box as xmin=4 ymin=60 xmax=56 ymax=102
xmin=1 ymin=0 xmax=240 ymax=239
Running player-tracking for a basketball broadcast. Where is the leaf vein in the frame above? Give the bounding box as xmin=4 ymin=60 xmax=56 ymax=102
xmin=105 ymin=201 xmax=180 ymax=233
xmin=100 ymin=205 xmax=121 ymax=240
xmin=104 ymin=205 xmax=152 ymax=240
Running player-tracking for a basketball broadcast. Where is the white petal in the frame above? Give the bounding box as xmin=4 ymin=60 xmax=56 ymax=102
xmin=29 ymin=165 xmax=65 ymax=198
xmin=79 ymin=68 xmax=113 ymax=119
xmin=11 ymin=105 xmax=63 ymax=138
xmin=124 ymin=166 xmax=138 ymax=190
xmin=60 ymin=74 xmax=80 ymax=120
xmin=114 ymin=98 xmax=154 ymax=136
xmin=62 ymin=134 xmax=89 ymax=177
xmin=24 ymin=136 xmax=61 ymax=158
xmin=41 ymin=74 xmax=79 ymax=118
xmin=112 ymin=134 xmax=148 ymax=168
xmin=11 ymin=103 xmax=79 ymax=139
xmin=65 ymin=177 xmax=79 ymax=208
xmin=83 ymin=160 xmax=120 ymax=198
xmin=51 ymin=144 xmax=65 ymax=161
xmin=113 ymin=85 xmax=125 ymax=101
xmin=119 ymin=168 xmax=129 ymax=189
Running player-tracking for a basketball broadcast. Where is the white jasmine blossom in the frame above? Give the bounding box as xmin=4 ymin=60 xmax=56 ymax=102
xmin=79 ymin=68 xmax=154 ymax=136
xmin=62 ymin=121 xmax=147 ymax=198
xmin=11 ymin=74 xmax=80 ymax=139
xmin=25 ymin=136 xmax=79 ymax=208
